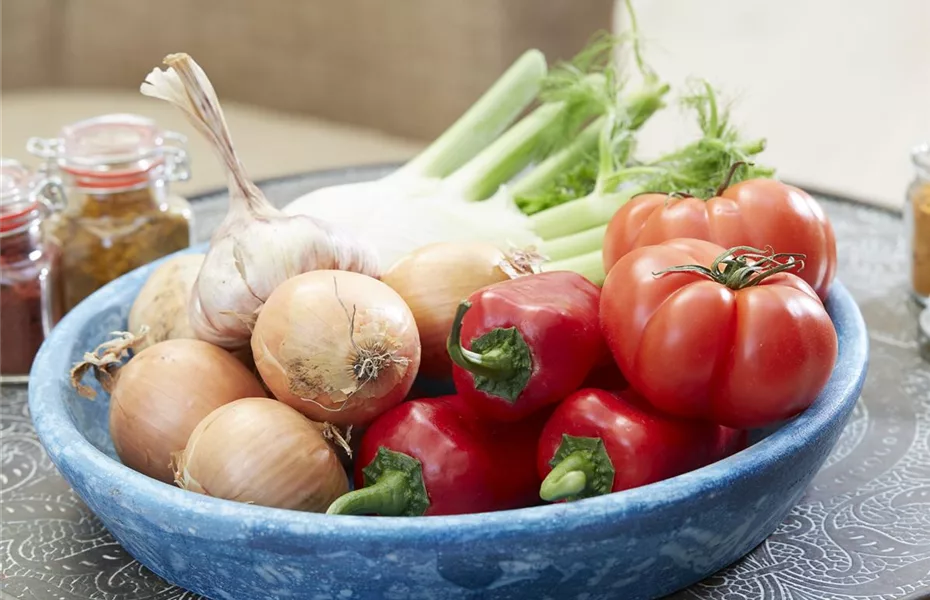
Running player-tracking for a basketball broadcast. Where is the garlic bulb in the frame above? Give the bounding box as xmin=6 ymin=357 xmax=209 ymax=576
xmin=140 ymin=53 xmax=380 ymax=350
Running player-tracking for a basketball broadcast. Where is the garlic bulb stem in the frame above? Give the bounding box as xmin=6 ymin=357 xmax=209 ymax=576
xmin=141 ymin=53 xmax=380 ymax=350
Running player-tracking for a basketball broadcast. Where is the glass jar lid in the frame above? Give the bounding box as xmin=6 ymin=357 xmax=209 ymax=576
xmin=0 ymin=159 xmax=42 ymax=233
xmin=913 ymin=142 xmax=930 ymax=181
xmin=27 ymin=114 xmax=190 ymax=190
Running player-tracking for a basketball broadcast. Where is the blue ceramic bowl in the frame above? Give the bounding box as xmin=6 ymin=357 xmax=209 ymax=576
xmin=29 ymin=245 xmax=868 ymax=600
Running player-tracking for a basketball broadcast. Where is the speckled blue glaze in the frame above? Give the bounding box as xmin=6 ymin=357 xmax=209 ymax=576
xmin=29 ymin=245 xmax=869 ymax=600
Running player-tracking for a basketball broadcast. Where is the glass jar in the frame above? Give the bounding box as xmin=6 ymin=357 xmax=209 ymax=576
xmin=28 ymin=113 xmax=194 ymax=312
xmin=0 ymin=159 xmax=64 ymax=382
xmin=906 ymin=142 xmax=930 ymax=306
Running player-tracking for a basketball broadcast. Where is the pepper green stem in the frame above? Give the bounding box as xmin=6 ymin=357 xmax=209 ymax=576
xmin=446 ymin=301 xmax=533 ymax=403
xmin=539 ymin=453 xmax=592 ymax=501
xmin=540 ymin=435 xmax=615 ymax=502
xmin=326 ymin=470 xmax=409 ymax=516
xmin=446 ymin=302 xmax=515 ymax=380
xmin=327 ymin=447 xmax=430 ymax=516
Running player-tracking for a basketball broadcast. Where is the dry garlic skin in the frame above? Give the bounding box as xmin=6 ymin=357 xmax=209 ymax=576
xmin=175 ymin=397 xmax=349 ymax=512
xmin=108 ymin=338 xmax=267 ymax=483
xmin=252 ymin=270 xmax=421 ymax=428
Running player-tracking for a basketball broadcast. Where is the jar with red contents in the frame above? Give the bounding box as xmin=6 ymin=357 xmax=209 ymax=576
xmin=0 ymin=159 xmax=64 ymax=381
xmin=28 ymin=114 xmax=193 ymax=312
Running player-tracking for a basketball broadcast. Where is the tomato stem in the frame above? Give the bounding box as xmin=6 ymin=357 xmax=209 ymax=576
xmin=653 ymin=245 xmax=806 ymax=290
xmin=714 ymin=161 xmax=747 ymax=197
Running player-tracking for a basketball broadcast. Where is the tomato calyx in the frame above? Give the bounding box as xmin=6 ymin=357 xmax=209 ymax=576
xmin=326 ymin=447 xmax=430 ymax=516
xmin=539 ymin=434 xmax=615 ymax=502
xmin=447 ymin=301 xmax=533 ymax=404
xmin=653 ymin=245 xmax=806 ymax=290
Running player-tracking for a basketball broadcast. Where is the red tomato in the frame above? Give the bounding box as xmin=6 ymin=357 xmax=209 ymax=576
xmin=602 ymin=179 xmax=837 ymax=299
xmin=600 ymin=238 xmax=838 ymax=429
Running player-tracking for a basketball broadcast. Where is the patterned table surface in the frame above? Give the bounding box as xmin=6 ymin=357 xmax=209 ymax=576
xmin=3 ymin=166 xmax=930 ymax=600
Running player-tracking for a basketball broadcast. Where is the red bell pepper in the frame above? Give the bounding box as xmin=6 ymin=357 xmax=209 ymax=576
xmin=446 ymin=271 xmax=603 ymax=422
xmin=537 ymin=388 xmax=747 ymax=502
xmin=580 ymin=362 xmax=628 ymax=392
xmin=326 ymin=395 xmax=545 ymax=516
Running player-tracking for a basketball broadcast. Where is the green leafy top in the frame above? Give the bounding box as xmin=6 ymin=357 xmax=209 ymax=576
xmin=605 ymin=80 xmax=774 ymax=198
xmin=515 ymin=159 xmax=598 ymax=215
xmin=514 ymin=25 xmax=669 ymax=214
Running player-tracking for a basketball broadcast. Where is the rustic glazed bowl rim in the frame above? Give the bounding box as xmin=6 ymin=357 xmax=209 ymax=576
xmin=29 ymin=246 xmax=869 ymax=546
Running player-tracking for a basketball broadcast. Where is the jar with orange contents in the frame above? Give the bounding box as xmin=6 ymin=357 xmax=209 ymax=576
xmin=906 ymin=143 xmax=930 ymax=306
xmin=28 ymin=114 xmax=194 ymax=312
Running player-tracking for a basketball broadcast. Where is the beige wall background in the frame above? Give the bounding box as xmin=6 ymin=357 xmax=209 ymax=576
xmin=2 ymin=0 xmax=927 ymax=208
xmin=1 ymin=0 xmax=612 ymax=197
xmin=617 ymin=0 xmax=930 ymax=209
xmin=2 ymin=0 xmax=611 ymax=139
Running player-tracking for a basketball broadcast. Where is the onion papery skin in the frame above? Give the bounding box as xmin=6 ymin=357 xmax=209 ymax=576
xmin=128 ymin=254 xmax=205 ymax=351
xmin=381 ymin=242 xmax=518 ymax=379
xmin=174 ymin=397 xmax=349 ymax=512
xmin=252 ymin=270 xmax=421 ymax=428
xmin=108 ymin=338 xmax=267 ymax=483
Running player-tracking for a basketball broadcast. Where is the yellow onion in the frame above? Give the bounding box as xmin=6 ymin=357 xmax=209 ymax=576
xmin=252 ymin=270 xmax=420 ymax=428
xmin=381 ymin=241 xmax=540 ymax=378
xmin=128 ymin=254 xmax=205 ymax=351
xmin=71 ymin=335 xmax=267 ymax=483
xmin=173 ymin=397 xmax=349 ymax=511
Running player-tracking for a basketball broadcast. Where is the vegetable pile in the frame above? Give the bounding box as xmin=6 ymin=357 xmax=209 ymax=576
xmin=71 ymin=11 xmax=840 ymax=517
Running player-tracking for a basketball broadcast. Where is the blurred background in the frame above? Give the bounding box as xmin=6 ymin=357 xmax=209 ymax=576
xmin=2 ymin=0 xmax=928 ymax=208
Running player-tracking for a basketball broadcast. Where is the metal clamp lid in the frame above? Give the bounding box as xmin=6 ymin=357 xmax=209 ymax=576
xmin=0 ymin=158 xmax=64 ymax=234
xmin=918 ymin=306 xmax=930 ymax=363
xmin=913 ymin=142 xmax=930 ymax=181
xmin=26 ymin=114 xmax=191 ymax=189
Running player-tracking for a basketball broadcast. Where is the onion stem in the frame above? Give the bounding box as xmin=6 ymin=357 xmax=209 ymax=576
xmin=396 ymin=50 xmax=547 ymax=180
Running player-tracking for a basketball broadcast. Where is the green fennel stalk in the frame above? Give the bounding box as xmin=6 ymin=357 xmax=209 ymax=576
xmin=443 ymin=76 xmax=606 ymax=202
xmin=395 ymin=49 xmax=548 ymax=181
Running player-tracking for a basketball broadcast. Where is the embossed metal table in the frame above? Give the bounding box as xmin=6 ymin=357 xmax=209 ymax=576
xmin=3 ymin=166 xmax=929 ymax=600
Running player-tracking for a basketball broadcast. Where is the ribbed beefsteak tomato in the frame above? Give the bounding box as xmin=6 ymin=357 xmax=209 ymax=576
xmin=600 ymin=238 xmax=838 ymax=429
xmin=602 ymin=178 xmax=837 ymax=299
